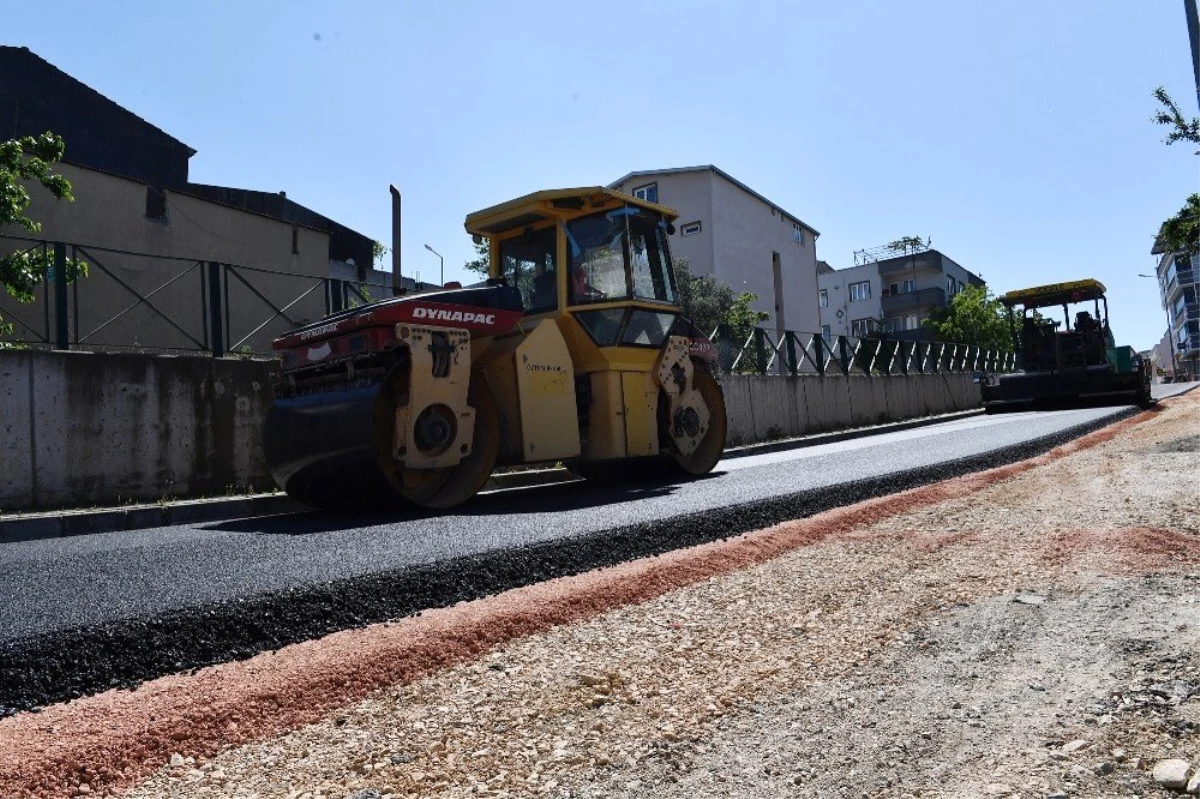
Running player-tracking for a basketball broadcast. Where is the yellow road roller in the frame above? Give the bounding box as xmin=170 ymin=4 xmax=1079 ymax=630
xmin=263 ymin=187 xmax=727 ymax=509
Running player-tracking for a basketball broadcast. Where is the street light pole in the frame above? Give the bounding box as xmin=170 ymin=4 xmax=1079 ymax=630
xmin=1186 ymin=0 xmax=1199 ymax=113
xmin=1139 ymin=273 xmax=1177 ymax=379
xmin=424 ymin=243 xmax=444 ymax=289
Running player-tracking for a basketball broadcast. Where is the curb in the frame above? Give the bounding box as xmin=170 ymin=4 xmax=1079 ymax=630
xmin=0 ymin=495 xmax=303 ymax=544
xmin=720 ymin=408 xmax=985 ymax=460
xmin=10 ymin=387 xmax=1181 ymax=544
xmin=0 ymin=470 xmax=584 ymax=544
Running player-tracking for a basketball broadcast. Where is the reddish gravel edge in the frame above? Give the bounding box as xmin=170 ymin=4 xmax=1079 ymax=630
xmin=0 ymin=407 xmax=1162 ymax=799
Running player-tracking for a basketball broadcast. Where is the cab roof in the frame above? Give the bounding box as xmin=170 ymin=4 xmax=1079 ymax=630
xmin=464 ymin=187 xmax=678 ymax=237
xmin=1000 ymin=278 xmax=1107 ymax=308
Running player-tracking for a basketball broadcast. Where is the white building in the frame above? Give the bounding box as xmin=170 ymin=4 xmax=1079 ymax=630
xmin=609 ymin=166 xmax=821 ymax=336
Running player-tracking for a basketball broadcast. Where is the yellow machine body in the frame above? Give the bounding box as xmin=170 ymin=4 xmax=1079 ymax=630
xmin=464 ymin=187 xmax=710 ymax=467
xmin=265 ymin=187 xmax=726 ymax=509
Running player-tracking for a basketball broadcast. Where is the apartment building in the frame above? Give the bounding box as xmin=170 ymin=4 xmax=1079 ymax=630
xmin=817 ymin=247 xmax=984 ymax=341
xmin=609 ymin=166 xmax=821 ymax=335
xmin=1150 ymin=243 xmax=1198 ymax=379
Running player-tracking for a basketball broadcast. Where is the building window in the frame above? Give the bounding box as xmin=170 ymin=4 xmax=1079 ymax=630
xmin=902 ymin=278 xmax=915 ymax=293
xmin=291 ymin=225 xmax=299 ymax=254
xmin=793 ymin=224 xmax=804 ymax=245
xmin=906 ymin=313 xmax=919 ymax=330
xmin=821 ymin=325 xmax=831 ymax=341
xmin=849 ymin=280 xmax=872 ymax=302
xmin=958 ymin=280 xmax=965 ymax=294
xmin=819 ymin=289 xmax=829 ymax=308
xmin=145 ymin=186 xmax=168 ymax=222
xmin=680 ymin=221 xmax=702 ymax=236
xmin=947 ymin=275 xmax=956 ymax=296
xmin=851 ymin=318 xmax=874 ymax=337
xmin=632 ymin=183 xmax=658 ymax=204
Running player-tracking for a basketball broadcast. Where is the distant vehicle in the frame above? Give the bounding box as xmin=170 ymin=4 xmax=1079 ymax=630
xmin=980 ymin=279 xmax=1151 ymax=411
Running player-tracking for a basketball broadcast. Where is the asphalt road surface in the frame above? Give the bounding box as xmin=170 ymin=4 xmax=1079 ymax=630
xmin=3 ymin=385 xmax=1189 ymax=647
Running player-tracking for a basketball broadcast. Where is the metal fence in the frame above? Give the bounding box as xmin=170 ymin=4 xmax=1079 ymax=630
xmin=0 ymin=235 xmax=380 ymax=356
xmin=709 ymin=324 xmax=1017 ymax=377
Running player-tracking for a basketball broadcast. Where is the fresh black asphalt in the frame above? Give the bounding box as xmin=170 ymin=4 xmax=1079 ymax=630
xmin=0 ymin=403 xmax=1148 ymax=715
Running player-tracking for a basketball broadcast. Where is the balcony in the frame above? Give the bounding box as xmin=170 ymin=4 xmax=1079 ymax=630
xmin=881 ymin=286 xmax=945 ymax=314
xmin=877 ymin=252 xmax=942 ymax=275
xmin=1166 ymin=266 xmax=1195 ymax=299
xmin=1178 ymin=335 xmax=1199 ymax=357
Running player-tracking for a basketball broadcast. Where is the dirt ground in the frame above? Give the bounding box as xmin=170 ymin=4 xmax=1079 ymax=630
xmin=5 ymin=393 xmax=1199 ymax=799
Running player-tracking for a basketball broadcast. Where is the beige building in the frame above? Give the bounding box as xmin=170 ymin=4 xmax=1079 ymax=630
xmin=0 ymin=46 xmax=377 ymax=354
xmin=1 ymin=163 xmax=331 ymax=353
xmin=609 ymin=166 xmax=821 ymax=336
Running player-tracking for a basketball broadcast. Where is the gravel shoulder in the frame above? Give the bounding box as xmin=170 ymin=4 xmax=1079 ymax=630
xmin=4 ymin=395 xmax=1198 ymax=799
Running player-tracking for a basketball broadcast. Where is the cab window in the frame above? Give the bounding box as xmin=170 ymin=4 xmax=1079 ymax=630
xmin=499 ymin=226 xmax=558 ymax=313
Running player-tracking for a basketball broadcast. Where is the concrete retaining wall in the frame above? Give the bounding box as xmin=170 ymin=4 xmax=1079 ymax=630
xmin=1 ymin=350 xmax=275 ymax=512
xmin=1 ymin=351 xmax=982 ymax=513
xmin=721 ymin=372 xmax=982 ymax=447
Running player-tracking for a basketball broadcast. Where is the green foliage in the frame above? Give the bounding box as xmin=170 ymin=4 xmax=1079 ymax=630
xmin=726 ymin=291 xmax=770 ymax=341
xmin=1152 ymin=87 xmax=1200 ymax=146
xmin=673 ymin=257 xmax=736 ymax=337
xmin=464 ymin=238 xmax=490 ymax=276
xmin=673 ymin=259 xmax=769 ymax=372
xmin=887 ymin=235 xmax=928 ymax=255
xmin=372 ymin=240 xmax=389 ymax=269
xmin=1149 ymin=88 xmax=1199 ymax=258
xmin=923 ymin=284 xmax=1013 ymax=351
xmin=728 ymin=291 xmax=772 ymax=373
xmin=0 ymin=132 xmax=88 ymax=339
xmin=1158 ymin=193 xmax=1200 ymax=255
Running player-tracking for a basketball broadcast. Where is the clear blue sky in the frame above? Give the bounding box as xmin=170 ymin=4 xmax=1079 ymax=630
xmin=9 ymin=0 xmax=1199 ymax=349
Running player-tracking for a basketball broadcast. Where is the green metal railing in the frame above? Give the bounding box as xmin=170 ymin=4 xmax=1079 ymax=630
xmin=708 ymin=324 xmax=1017 ymax=377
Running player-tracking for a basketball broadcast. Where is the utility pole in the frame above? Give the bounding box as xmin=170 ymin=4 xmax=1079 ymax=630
xmin=1186 ymin=0 xmax=1200 ymax=111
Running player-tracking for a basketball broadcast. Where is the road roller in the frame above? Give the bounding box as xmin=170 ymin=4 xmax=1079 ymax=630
xmin=263 ymin=187 xmax=727 ymax=509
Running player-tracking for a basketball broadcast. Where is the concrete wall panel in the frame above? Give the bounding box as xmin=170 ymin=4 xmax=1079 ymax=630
xmin=800 ymin=375 xmax=852 ymax=432
xmin=720 ymin=374 xmax=755 ymax=447
xmin=1 ymin=350 xmax=274 ymax=512
xmin=745 ymin=376 xmax=802 ymax=441
xmin=0 ymin=350 xmax=34 ymax=510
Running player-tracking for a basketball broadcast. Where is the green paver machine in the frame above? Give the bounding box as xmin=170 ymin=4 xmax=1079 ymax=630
xmin=980 ymin=278 xmax=1151 ymax=411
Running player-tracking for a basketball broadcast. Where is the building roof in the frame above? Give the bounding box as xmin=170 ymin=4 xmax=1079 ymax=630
xmin=0 ymin=46 xmax=195 ymax=156
xmin=608 ymin=165 xmax=820 ymax=237
xmin=824 ymin=248 xmax=986 ymax=287
xmin=183 ymin=183 xmax=375 ymax=269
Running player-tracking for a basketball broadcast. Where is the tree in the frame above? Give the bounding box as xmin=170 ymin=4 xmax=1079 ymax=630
xmin=464 ymin=238 xmax=489 ymax=276
xmin=1150 ymin=88 xmax=1199 ymax=257
xmin=1152 ymin=86 xmax=1200 ymax=146
xmin=673 ymin=257 xmax=736 ymax=337
xmin=887 ymin=235 xmax=928 ymax=255
xmin=1 ymin=132 xmax=87 ymax=339
xmin=372 ymin=240 xmax=389 ymax=269
xmin=924 ymin=284 xmax=1013 ymax=351
xmin=1157 ymin=193 xmax=1200 ymax=256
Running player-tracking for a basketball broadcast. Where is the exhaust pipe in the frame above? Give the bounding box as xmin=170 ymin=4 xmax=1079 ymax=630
xmin=389 ymin=184 xmax=403 ymax=296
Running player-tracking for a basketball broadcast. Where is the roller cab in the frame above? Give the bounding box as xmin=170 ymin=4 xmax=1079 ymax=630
xmin=264 ymin=187 xmax=727 ymax=510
